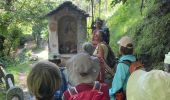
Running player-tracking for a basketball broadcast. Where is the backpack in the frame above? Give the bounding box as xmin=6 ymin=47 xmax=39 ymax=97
xmin=68 ymin=81 xmax=106 ymax=100
xmin=102 ymin=27 xmax=110 ymax=45
xmin=105 ymin=44 xmax=116 ymax=68
xmin=114 ymin=60 xmax=144 ymax=100
xmin=54 ymin=67 xmax=67 ymax=100
xmin=122 ymin=60 xmax=144 ymax=74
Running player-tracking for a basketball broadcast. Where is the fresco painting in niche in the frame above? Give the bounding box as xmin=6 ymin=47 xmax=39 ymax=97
xmin=58 ymin=16 xmax=77 ymax=54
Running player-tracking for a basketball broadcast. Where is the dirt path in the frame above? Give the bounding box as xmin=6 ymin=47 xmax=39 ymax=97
xmin=17 ymin=44 xmax=48 ymax=100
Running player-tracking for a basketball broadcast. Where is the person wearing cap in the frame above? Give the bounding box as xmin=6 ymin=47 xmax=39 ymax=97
xmin=63 ymin=53 xmax=109 ymax=100
xmin=49 ymin=55 xmax=68 ymax=100
xmin=126 ymin=70 xmax=170 ymax=100
xmin=109 ymin=36 xmax=136 ymax=100
xmin=126 ymin=52 xmax=170 ymax=100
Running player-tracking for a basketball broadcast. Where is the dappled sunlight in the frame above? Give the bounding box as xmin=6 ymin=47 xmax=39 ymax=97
xmin=33 ymin=46 xmax=48 ymax=60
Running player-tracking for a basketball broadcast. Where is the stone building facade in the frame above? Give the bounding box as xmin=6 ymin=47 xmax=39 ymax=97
xmin=46 ymin=1 xmax=88 ymax=59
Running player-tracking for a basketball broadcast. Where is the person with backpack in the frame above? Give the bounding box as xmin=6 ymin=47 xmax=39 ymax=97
xmin=62 ymin=53 xmax=109 ymax=100
xmin=126 ymin=52 xmax=170 ymax=100
xmin=49 ymin=56 xmax=68 ymax=100
xmin=92 ymin=18 xmax=110 ymax=47
xmin=109 ymin=36 xmax=136 ymax=100
xmin=92 ymin=18 xmax=103 ymax=48
xmin=93 ymin=30 xmax=109 ymax=83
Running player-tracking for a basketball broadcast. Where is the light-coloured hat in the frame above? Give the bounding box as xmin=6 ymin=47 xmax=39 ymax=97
xmin=117 ymin=36 xmax=133 ymax=47
xmin=127 ymin=70 xmax=170 ymax=100
xmin=164 ymin=52 xmax=170 ymax=64
xmin=66 ymin=53 xmax=100 ymax=86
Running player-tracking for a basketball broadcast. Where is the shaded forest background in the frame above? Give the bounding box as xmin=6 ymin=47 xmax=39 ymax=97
xmin=0 ymin=0 xmax=170 ymax=69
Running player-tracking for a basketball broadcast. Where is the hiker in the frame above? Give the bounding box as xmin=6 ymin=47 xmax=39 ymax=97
xmin=126 ymin=52 xmax=170 ymax=100
xmin=63 ymin=53 xmax=109 ymax=100
xmin=126 ymin=70 xmax=170 ymax=100
xmin=93 ymin=30 xmax=109 ymax=83
xmin=27 ymin=60 xmax=61 ymax=100
xmin=49 ymin=55 xmax=68 ymax=100
xmin=92 ymin=18 xmax=103 ymax=47
xmin=101 ymin=20 xmax=110 ymax=45
xmin=109 ymin=36 xmax=136 ymax=100
xmin=82 ymin=42 xmax=95 ymax=56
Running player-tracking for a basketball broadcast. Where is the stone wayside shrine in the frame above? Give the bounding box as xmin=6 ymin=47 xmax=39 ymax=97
xmin=46 ymin=1 xmax=89 ymax=60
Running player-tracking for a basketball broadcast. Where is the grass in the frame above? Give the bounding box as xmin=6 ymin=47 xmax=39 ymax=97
xmin=6 ymin=62 xmax=32 ymax=84
xmin=0 ymin=60 xmax=38 ymax=99
xmin=0 ymin=45 xmax=46 ymax=99
xmin=0 ymin=93 xmax=5 ymax=100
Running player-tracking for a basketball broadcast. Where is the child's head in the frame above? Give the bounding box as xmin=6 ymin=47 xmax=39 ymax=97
xmin=117 ymin=36 xmax=133 ymax=55
xmin=27 ymin=61 xmax=61 ymax=100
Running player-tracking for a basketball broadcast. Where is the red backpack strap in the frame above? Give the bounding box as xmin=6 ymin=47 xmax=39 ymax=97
xmin=92 ymin=81 xmax=101 ymax=91
xmin=68 ymin=87 xmax=78 ymax=96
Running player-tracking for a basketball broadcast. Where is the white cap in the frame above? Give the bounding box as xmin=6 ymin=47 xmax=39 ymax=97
xmin=164 ymin=52 xmax=170 ymax=64
xmin=117 ymin=36 xmax=133 ymax=47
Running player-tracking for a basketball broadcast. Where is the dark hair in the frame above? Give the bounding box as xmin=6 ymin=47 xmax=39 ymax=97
xmin=95 ymin=18 xmax=103 ymax=27
xmin=120 ymin=43 xmax=133 ymax=55
xmin=98 ymin=30 xmax=105 ymax=42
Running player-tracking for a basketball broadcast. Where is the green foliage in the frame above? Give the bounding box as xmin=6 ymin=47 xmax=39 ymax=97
xmin=19 ymin=34 xmax=34 ymax=47
xmin=3 ymin=27 xmax=22 ymax=56
xmin=111 ymin=0 xmax=127 ymax=6
xmin=0 ymin=93 xmax=5 ymax=100
xmin=108 ymin=0 xmax=143 ymax=54
xmin=108 ymin=0 xmax=170 ymax=68
xmin=0 ymin=0 xmax=60 ymax=63
xmin=131 ymin=13 xmax=170 ymax=62
xmin=6 ymin=62 xmax=31 ymax=83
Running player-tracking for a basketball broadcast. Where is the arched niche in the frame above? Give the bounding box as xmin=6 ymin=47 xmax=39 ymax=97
xmin=58 ymin=16 xmax=77 ymax=54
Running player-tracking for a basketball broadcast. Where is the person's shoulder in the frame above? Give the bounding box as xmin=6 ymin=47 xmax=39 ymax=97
xmin=100 ymin=42 xmax=107 ymax=48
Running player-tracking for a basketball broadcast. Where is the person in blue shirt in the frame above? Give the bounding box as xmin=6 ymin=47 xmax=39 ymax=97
xmin=109 ymin=36 xmax=136 ymax=100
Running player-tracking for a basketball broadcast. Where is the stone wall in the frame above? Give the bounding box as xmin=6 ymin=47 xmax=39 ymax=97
xmin=48 ymin=5 xmax=87 ymax=59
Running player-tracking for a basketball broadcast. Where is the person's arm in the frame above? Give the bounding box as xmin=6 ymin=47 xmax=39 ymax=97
xmin=109 ymin=63 xmax=129 ymax=97
xmin=97 ymin=44 xmax=105 ymax=59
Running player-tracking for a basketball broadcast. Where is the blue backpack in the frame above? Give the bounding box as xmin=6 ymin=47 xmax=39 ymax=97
xmin=54 ymin=67 xmax=67 ymax=100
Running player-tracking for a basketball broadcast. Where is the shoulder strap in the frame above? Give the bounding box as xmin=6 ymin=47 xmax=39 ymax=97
xmin=68 ymin=87 xmax=78 ymax=96
xmin=92 ymin=81 xmax=101 ymax=91
xmin=120 ymin=60 xmax=132 ymax=66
